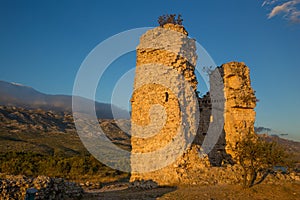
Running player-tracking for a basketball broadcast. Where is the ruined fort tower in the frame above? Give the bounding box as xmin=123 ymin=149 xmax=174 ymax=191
xmin=130 ymin=23 xmax=204 ymax=184
xmin=130 ymin=22 xmax=256 ymax=185
xmin=221 ymin=62 xmax=257 ymax=157
xmin=200 ymin=63 xmax=257 ymax=165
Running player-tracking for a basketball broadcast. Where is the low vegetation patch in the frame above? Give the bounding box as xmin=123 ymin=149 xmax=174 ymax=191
xmin=0 ymin=152 xmax=129 ymax=183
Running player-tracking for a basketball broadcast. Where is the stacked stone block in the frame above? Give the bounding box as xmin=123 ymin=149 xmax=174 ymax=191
xmin=221 ymin=62 xmax=257 ymax=158
xmin=130 ymin=24 xmax=202 ymax=185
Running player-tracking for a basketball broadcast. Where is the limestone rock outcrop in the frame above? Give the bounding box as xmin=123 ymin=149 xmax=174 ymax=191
xmin=0 ymin=175 xmax=83 ymax=199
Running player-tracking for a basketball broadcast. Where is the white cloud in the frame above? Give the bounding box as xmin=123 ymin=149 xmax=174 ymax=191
xmin=262 ymin=0 xmax=278 ymax=7
xmin=263 ymin=0 xmax=300 ymax=23
xmin=268 ymin=1 xmax=296 ymax=18
xmin=290 ymin=10 xmax=300 ymax=22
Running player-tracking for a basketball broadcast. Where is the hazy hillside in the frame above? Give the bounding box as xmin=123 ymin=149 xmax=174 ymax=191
xmin=259 ymin=133 xmax=300 ymax=165
xmin=0 ymin=106 xmax=131 ymax=156
xmin=0 ymin=105 xmax=131 ymax=183
xmin=0 ymin=80 xmax=129 ymax=119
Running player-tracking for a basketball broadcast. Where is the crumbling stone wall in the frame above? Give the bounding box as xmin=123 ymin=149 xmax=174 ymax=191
xmin=197 ymin=91 xmax=227 ymax=166
xmin=221 ymin=62 xmax=257 ymax=158
xmin=130 ymin=24 xmax=257 ymax=185
xmin=196 ymin=92 xmax=211 ymax=143
xmin=130 ymin=24 xmax=205 ymax=185
xmin=196 ymin=92 xmax=227 ymax=166
xmin=198 ymin=63 xmax=257 ymax=166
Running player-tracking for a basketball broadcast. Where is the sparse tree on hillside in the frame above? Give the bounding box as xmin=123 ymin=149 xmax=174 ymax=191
xmin=231 ymin=130 xmax=293 ymax=188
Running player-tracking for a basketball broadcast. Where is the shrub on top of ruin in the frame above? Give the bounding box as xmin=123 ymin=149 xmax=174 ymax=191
xmin=158 ymin=14 xmax=183 ymax=26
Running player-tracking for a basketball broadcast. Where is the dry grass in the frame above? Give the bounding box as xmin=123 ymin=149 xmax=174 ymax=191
xmin=84 ymin=182 xmax=300 ymax=200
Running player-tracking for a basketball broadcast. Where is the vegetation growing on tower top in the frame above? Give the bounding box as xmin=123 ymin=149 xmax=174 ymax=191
xmin=158 ymin=14 xmax=183 ymax=26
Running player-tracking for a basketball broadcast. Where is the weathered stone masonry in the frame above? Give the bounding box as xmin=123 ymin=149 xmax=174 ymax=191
xmin=221 ymin=62 xmax=257 ymax=158
xmin=199 ymin=62 xmax=257 ymax=166
xmin=130 ymin=24 xmax=204 ymax=185
xmin=130 ymin=24 xmax=257 ymax=185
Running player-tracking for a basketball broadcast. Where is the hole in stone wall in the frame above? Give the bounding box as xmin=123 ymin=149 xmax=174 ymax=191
xmin=165 ymin=92 xmax=169 ymax=102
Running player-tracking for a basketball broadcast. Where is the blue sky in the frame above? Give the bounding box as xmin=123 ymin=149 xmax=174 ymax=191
xmin=0 ymin=0 xmax=300 ymax=141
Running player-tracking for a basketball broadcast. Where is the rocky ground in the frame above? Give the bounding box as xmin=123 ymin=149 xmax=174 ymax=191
xmin=0 ymin=175 xmax=83 ymax=199
xmin=81 ymin=170 xmax=300 ymax=199
xmin=2 ymin=174 xmax=299 ymax=199
xmin=81 ymin=174 xmax=300 ymax=199
xmin=82 ymin=182 xmax=300 ymax=200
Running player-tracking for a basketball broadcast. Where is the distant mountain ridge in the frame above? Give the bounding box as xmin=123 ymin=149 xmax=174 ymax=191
xmin=0 ymin=80 xmax=129 ymax=119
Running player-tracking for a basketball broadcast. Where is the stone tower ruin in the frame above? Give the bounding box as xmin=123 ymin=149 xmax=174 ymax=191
xmin=221 ymin=62 xmax=257 ymax=157
xmin=198 ymin=63 xmax=257 ymax=166
xmin=130 ymin=23 xmax=256 ymax=185
xmin=130 ymin=23 xmax=204 ymax=185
